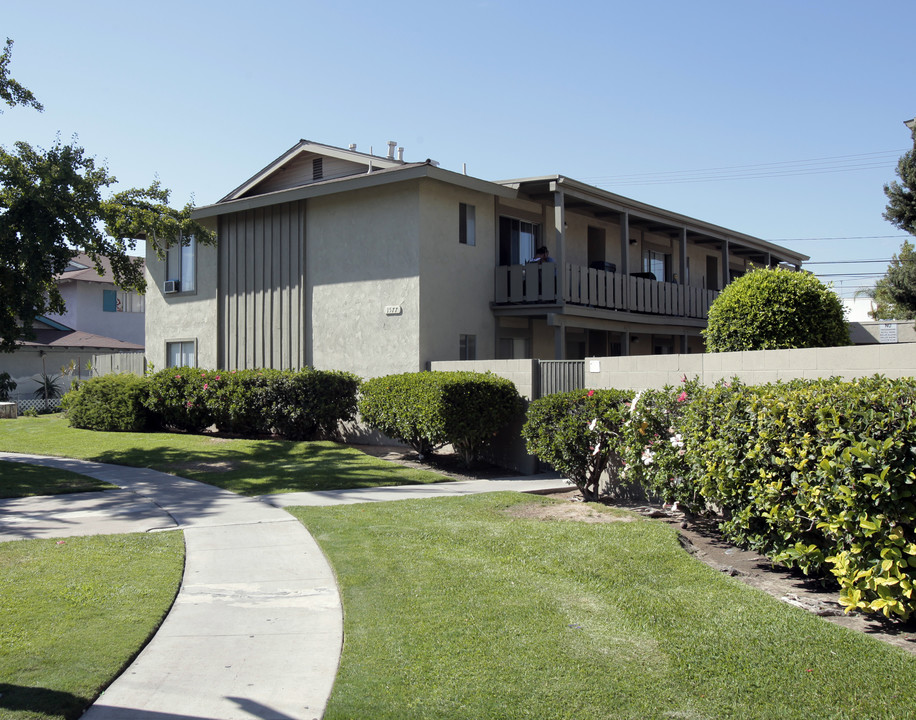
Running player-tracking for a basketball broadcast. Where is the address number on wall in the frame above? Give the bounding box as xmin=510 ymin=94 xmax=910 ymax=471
xmin=385 ymin=305 xmax=403 ymax=316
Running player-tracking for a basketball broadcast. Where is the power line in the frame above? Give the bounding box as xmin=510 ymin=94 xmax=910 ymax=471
xmin=804 ymin=259 xmax=891 ymax=265
xmin=583 ymin=150 xmax=908 ymax=186
xmin=767 ymin=235 xmax=908 ymax=242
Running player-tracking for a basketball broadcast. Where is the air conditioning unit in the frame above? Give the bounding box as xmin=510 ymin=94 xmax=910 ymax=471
xmin=163 ymin=280 xmax=179 ymax=294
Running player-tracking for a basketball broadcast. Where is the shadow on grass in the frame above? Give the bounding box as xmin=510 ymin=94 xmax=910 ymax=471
xmin=91 ymin=438 xmax=450 ymax=496
xmin=0 ymin=683 xmax=90 ymax=720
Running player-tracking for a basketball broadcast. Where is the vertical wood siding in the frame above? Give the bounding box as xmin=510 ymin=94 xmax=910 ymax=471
xmin=219 ymin=202 xmax=306 ymax=370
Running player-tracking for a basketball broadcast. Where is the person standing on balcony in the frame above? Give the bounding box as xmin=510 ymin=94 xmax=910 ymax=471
xmin=529 ymin=246 xmax=555 ymax=264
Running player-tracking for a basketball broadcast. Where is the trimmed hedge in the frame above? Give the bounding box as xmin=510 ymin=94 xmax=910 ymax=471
xmin=62 ymin=374 xmax=152 ymax=432
xmin=359 ymin=371 xmax=524 ymax=465
xmin=263 ymin=369 xmax=361 ymax=441
xmin=611 ymin=375 xmax=916 ymax=619
xmin=143 ymin=366 xmax=360 ymax=440
xmin=522 ymin=388 xmax=632 ymax=502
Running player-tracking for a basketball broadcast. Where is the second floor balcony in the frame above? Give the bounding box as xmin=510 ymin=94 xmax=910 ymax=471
xmin=494 ymin=263 xmax=719 ymax=319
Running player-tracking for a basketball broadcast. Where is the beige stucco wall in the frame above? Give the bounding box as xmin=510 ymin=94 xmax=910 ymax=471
xmin=417 ymin=181 xmax=497 ymax=369
xmin=144 ymin=243 xmax=219 ymax=371
xmin=307 ymin=182 xmax=422 ymax=378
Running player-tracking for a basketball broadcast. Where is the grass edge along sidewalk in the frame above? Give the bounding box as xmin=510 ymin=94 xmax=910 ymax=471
xmin=0 ymin=414 xmax=448 ymax=495
xmin=292 ymin=492 xmax=916 ymax=720
xmin=0 ymin=531 xmax=184 ymax=720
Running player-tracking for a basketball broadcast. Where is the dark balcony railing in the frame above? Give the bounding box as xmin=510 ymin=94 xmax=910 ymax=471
xmin=494 ymin=263 xmax=718 ymax=319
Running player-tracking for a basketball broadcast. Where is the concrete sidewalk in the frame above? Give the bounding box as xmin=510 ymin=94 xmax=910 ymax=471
xmin=0 ymin=452 xmax=567 ymax=720
xmin=1 ymin=452 xmax=342 ymax=720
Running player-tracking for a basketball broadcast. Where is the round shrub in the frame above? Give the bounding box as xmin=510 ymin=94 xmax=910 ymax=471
xmin=703 ymin=267 xmax=849 ymax=351
xmin=62 ymin=374 xmax=152 ymax=431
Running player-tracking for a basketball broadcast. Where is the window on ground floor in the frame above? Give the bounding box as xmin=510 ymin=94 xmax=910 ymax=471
xmin=167 ymin=340 xmax=196 ymax=368
xmin=459 ymin=334 xmax=477 ymax=361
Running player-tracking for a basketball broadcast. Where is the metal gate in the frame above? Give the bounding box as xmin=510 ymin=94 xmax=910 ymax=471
xmin=538 ymin=360 xmax=585 ymax=398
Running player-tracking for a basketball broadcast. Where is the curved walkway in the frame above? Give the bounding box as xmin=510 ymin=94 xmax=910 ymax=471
xmin=0 ymin=452 xmax=566 ymax=720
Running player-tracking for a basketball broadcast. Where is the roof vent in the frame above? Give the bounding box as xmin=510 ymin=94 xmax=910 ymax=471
xmin=397 ymin=146 xmax=404 ymax=162
xmin=349 ymin=143 xmax=357 ymax=151
xmin=387 ymin=140 xmax=397 ymax=160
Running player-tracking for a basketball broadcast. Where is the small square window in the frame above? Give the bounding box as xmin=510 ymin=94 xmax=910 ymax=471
xmin=167 ymin=340 xmax=196 ymax=368
xmin=459 ymin=203 xmax=476 ymax=246
xmin=459 ymin=334 xmax=476 ymax=361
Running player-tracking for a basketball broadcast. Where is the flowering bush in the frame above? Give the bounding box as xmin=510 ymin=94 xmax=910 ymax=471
xmin=619 ymin=377 xmax=705 ymax=514
xmin=522 ymin=388 xmax=632 ymax=502
xmin=143 ymin=367 xmax=214 ymax=432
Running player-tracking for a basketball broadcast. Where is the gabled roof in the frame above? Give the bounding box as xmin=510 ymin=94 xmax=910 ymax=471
xmin=18 ymin=329 xmax=144 ymax=351
xmin=56 ymin=253 xmax=146 ymax=285
xmin=219 ymin=139 xmax=408 ymax=203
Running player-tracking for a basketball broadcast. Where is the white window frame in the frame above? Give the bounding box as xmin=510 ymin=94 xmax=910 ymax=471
xmin=166 ymin=339 xmax=197 ymax=368
xmin=166 ymin=236 xmax=197 ymax=294
xmin=459 ymin=203 xmax=476 ymax=246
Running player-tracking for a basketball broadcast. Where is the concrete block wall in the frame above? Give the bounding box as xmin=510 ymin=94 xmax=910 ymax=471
xmin=430 ymin=359 xmax=539 ymax=400
xmin=430 ymin=358 xmax=539 ymax=474
xmin=584 ymin=343 xmax=916 ymax=390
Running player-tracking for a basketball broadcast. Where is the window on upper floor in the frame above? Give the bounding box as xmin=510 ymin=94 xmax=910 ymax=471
xmin=166 ymin=236 xmax=196 ymax=293
xmin=642 ymin=248 xmax=671 ymax=282
xmin=167 ymin=340 xmax=196 ymax=368
xmin=103 ymin=289 xmax=145 ymax=313
xmin=499 ymin=216 xmax=541 ymax=265
xmin=459 ymin=203 xmax=476 ymax=246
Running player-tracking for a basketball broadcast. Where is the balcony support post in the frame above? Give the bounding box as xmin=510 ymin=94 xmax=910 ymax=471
xmin=678 ymin=227 xmax=687 ymax=285
xmin=720 ymin=239 xmax=731 ymax=289
xmin=552 ymin=188 xmax=566 ymax=303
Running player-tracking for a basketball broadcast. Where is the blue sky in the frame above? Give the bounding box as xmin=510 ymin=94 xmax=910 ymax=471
xmin=4 ymin=0 xmax=914 ymax=297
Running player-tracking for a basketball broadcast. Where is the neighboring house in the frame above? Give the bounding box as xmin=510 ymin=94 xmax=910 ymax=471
xmin=145 ymin=140 xmax=808 ymax=378
xmin=0 ymin=316 xmax=144 ymax=403
xmin=0 ymin=254 xmax=146 ymax=401
xmin=47 ymin=253 xmax=146 ymax=346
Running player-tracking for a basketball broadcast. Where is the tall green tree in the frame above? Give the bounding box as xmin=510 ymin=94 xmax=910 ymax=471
xmin=0 ymin=38 xmax=43 ymax=113
xmin=872 ymin=119 xmax=916 ymax=319
xmin=0 ymin=38 xmax=213 ymax=352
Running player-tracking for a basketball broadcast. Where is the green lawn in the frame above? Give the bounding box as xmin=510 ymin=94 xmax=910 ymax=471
xmin=0 ymin=414 xmax=447 ymax=495
xmin=0 ymin=531 xmax=184 ymax=720
xmin=292 ymin=492 xmax=916 ymax=720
